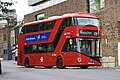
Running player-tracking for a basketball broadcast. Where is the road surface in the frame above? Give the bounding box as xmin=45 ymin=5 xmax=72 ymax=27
xmin=0 ymin=61 xmax=120 ymax=80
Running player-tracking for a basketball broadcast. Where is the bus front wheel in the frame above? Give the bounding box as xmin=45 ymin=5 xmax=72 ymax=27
xmin=56 ymin=56 xmax=66 ymax=69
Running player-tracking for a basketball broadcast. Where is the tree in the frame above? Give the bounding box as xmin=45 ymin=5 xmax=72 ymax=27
xmin=0 ymin=1 xmax=14 ymax=13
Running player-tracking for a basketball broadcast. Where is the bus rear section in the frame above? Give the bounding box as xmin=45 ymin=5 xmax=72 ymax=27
xmin=17 ymin=12 xmax=102 ymax=69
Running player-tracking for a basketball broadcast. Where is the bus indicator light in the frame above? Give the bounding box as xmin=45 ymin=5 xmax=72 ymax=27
xmin=52 ymin=53 xmax=56 ymax=56
xmin=76 ymin=34 xmax=79 ymax=36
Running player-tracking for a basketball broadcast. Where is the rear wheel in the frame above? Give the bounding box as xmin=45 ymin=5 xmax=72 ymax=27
xmin=56 ymin=56 xmax=66 ymax=69
xmin=24 ymin=58 xmax=34 ymax=68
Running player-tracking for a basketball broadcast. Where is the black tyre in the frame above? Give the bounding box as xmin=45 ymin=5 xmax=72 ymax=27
xmin=56 ymin=56 xmax=66 ymax=69
xmin=0 ymin=62 xmax=1 ymax=74
xmin=24 ymin=58 xmax=34 ymax=68
xmin=80 ymin=66 xmax=88 ymax=69
xmin=44 ymin=66 xmax=53 ymax=69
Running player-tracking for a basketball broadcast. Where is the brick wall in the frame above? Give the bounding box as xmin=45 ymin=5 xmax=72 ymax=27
xmin=96 ymin=0 xmax=120 ymax=64
xmin=0 ymin=27 xmax=10 ymax=57
xmin=24 ymin=0 xmax=88 ymax=23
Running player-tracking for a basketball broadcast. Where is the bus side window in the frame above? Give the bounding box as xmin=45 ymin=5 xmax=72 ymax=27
xmin=20 ymin=27 xmax=26 ymax=34
xmin=38 ymin=44 xmax=44 ymax=53
xmin=60 ymin=19 xmax=67 ymax=28
xmin=26 ymin=26 xmax=31 ymax=33
xmin=38 ymin=24 xmax=43 ymax=31
xmin=44 ymin=22 xmax=50 ymax=30
xmin=24 ymin=45 xmax=27 ymax=53
xmin=32 ymin=25 xmax=37 ymax=32
xmin=41 ymin=23 xmax=45 ymax=31
xmin=32 ymin=45 xmax=37 ymax=53
xmin=46 ymin=43 xmax=54 ymax=52
xmin=24 ymin=45 xmax=32 ymax=54
xmin=44 ymin=21 xmax=56 ymax=30
xmin=66 ymin=18 xmax=73 ymax=26
xmin=60 ymin=18 xmax=73 ymax=28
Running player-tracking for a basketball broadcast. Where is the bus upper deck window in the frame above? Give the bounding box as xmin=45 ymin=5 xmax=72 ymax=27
xmin=20 ymin=27 xmax=26 ymax=34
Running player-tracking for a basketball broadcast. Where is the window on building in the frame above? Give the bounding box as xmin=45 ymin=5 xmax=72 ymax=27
xmin=31 ymin=0 xmax=67 ymax=12
xmin=36 ymin=13 xmax=45 ymax=21
xmin=3 ymin=50 xmax=7 ymax=54
xmin=89 ymin=0 xmax=105 ymax=13
xmin=0 ymin=35 xmax=3 ymax=42
xmin=100 ymin=0 xmax=105 ymax=9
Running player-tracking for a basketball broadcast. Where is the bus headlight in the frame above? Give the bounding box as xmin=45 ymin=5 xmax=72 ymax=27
xmin=77 ymin=58 xmax=82 ymax=63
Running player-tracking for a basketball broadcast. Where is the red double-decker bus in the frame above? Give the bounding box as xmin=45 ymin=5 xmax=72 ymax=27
xmin=17 ymin=12 xmax=102 ymax=69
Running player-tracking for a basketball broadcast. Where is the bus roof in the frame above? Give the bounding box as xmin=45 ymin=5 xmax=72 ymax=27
xmin=24 ymin=12 xmax=98 ymax=26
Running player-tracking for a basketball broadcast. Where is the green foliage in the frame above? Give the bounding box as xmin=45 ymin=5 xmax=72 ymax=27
xmin=0 ymin=1 xmax=14 ymax=13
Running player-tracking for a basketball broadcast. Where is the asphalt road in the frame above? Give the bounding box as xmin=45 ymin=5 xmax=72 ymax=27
xmin=0 ymin=61 xmax=120 ymax=80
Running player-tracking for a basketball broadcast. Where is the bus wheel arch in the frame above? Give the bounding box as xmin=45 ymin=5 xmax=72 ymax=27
xmin=44 ymin=66 xmax=53 ymax=69
xmin=80 ymin=65 xmax=89 ymax=69
xmin=24 ymin=57 xmax=34 ymax=68
xmin=56 ymin=56 xmax=66 ymax=69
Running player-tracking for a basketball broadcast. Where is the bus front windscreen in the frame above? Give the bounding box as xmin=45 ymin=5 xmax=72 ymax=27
xmin=76 ymin=17 xmax=99 ymax=27
xmin=76 ymin=38 xmax=101 ymax=57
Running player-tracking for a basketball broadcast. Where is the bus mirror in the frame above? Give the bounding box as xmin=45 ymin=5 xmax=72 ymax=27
xmin=69 ymin=39 xmax=73 ymax=45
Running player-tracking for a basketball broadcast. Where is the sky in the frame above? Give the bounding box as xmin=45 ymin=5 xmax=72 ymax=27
xmin=1 ymin=0 xmax=33 ymax=21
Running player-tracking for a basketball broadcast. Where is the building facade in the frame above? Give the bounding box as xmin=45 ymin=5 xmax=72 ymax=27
xmin=10 ymin=21 xmax=23 ymax=60
xmin=25 ymin=0 xmax=120 ymax=66
xmin=0 ymin=26 xmax=11 ymax=60
xmin=0 ymin=10 xmax=17 ymax=60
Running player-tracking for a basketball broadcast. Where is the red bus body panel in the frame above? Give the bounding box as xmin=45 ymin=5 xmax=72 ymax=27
xmin=17 ymin=12 xmax=102 ymax=67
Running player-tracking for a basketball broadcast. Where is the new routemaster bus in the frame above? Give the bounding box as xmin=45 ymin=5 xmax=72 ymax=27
xmin=17 ymin=12 xmax=102 ymax=69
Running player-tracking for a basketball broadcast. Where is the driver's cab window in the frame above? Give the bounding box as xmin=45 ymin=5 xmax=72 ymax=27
xmin=79 ymin=41 xmax=91 ymax=55
xmin=62 ymin=38 xmax=77 ymax=52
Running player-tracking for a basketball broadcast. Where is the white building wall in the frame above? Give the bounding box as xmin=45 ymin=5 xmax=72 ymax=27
xmin=28 ymin=0 xmax=44 ymax=6
xmin=28 ymin=0 xmax=66 ymax=12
